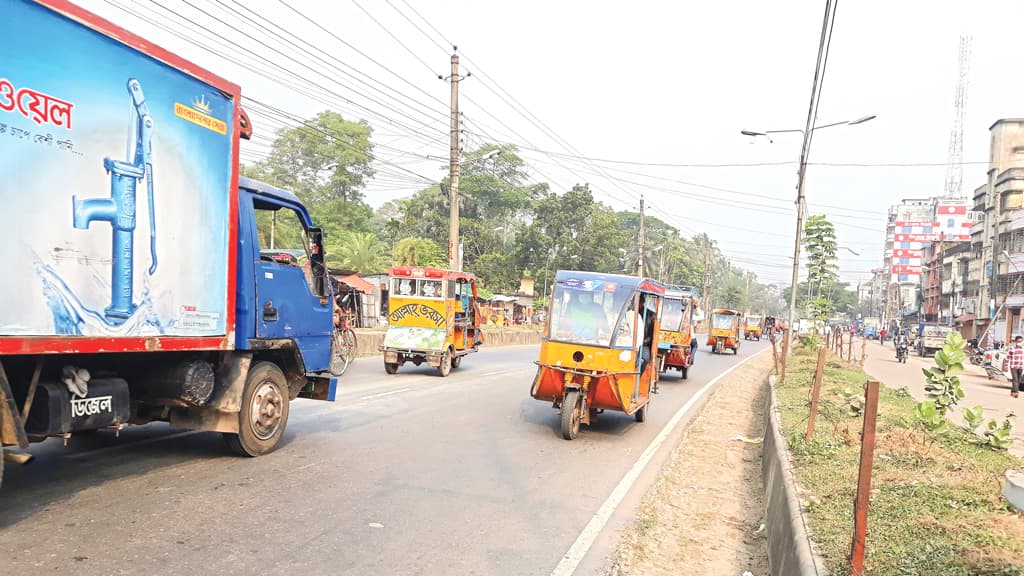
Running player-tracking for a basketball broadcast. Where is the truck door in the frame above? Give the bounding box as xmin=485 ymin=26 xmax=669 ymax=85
xmin=251 ymin=200 xmax=333 ymax=373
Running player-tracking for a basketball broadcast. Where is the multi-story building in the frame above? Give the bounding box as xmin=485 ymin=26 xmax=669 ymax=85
xmin=967 ymin=119 xmax=1024 ymax=342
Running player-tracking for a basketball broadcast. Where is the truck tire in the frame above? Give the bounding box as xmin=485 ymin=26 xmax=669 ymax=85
xmin=384 ymin=362 xmax=399 ymax=374
xmin=223 ymin=362 xmax=290 ymax=457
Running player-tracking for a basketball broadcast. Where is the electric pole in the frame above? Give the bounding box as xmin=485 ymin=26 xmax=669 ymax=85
xmin=447 ymin=52 xmax=461 ymax=271
xmin=637 ymin=196 xmax=646 ymax=277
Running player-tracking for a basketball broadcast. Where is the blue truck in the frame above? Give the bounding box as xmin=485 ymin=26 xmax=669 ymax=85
xmin=0 ymin=0 xmax=340 ymax=487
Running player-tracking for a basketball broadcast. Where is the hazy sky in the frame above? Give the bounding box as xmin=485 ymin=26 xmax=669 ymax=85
xmin=75 ymin=0 xmax=1024 ymax=287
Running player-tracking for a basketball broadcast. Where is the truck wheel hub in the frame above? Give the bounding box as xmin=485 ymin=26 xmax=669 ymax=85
xmin=250 ymin=381 xmax=284 ymax=440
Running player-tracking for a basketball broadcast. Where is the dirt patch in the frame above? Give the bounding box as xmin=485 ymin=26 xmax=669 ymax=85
xmin=609 ymin=353 xmax=772 ymax=576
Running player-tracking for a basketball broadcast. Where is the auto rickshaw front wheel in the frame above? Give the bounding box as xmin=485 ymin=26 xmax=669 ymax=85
xmin=452 ymin=355 xmax=462 ymax=369
xmin=561 ymin=389 xmax=582 ymax=440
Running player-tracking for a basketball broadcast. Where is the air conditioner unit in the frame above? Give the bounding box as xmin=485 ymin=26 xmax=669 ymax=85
xmin=968 ymin=211 xmax=985 ymax=223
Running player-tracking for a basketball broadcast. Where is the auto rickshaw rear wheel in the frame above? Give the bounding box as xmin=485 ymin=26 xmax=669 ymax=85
xmin=452 ymin=355 xmax=462 ymax=369
xmin=681 ymin=366 xmax=689 ymax=380
xmin=561 ymin=389 xmax=582 ymax=440
xmin=437 ymin=349 xmax=453 ymax=377
xmin=384 ymin=362 xmax=399 ymax=374
xmin=635 ymin=402 xmax=648 ymax=423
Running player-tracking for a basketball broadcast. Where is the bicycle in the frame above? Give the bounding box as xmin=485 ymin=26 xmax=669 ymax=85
xmin=330 ymin=313 xmax=358 ymax=376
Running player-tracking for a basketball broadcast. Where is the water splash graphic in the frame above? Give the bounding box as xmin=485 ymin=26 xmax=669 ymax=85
xmin=35 ymin=257 xmax=168 ymax=336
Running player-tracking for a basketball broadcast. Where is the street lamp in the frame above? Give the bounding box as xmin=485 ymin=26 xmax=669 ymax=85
xmin=741 ymin=114 xmax=875 ymax=346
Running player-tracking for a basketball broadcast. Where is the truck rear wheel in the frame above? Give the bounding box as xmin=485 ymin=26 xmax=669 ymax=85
xmin=223 ymin=362 xmax=290 ymax=457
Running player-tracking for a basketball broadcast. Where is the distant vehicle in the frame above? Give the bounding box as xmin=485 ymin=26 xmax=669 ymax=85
xmin=916 ymin=323 xmax=955 ymax=357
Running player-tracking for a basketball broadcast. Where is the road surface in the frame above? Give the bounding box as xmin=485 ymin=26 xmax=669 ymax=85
xmin=1 ymin=340 xmax=769 ymax=576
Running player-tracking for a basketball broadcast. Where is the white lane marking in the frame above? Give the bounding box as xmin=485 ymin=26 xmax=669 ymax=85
xmin=482 ymin=370 xmax=509 ymax=376
xmin=358 ymin=387 xmax=413 ymax=401
xmin=549 ymin=348 xmax=770 ymax=576
xmin=68 ymin=429 xmax=204 ymax=460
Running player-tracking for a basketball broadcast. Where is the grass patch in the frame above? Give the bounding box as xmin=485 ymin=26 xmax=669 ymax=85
xmin=776 ymin=345 xmax=1024 ymax=576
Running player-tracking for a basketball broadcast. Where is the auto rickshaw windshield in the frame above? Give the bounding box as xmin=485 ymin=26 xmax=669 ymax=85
xmin=660 ymin=299 xmax=686 ymax=332
xmin=711 ymin=314 xmax=735 ymax=330
xmin=548 ymin=282 xmax=635 ymax=347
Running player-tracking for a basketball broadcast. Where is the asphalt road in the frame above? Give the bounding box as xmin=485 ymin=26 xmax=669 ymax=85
xmin=0 ymin=339 xmax=769 ymax=576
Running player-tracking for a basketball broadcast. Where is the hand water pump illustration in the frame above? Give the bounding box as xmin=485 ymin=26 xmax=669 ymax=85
xmin=72 ymin=78 xmax=157 ymax=324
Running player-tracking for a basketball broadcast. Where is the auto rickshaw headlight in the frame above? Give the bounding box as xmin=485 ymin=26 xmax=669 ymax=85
xmin=572 ymin=351 xmax=584 ymax=363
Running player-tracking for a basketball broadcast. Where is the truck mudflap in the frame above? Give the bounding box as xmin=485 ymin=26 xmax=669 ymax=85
xmin=0 ymin=363 xmax=30 ymax=450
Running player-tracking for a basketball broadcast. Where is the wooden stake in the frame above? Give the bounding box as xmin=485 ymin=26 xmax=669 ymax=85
xmin=848 ymin=333 xmax=853 ymax=362
xmin=850 ymin=380 xmax=880 ymax=575
xmin=805 ymin=347 xmax=826 ymax=442
xmin=781 ymin=329 xmax=789 ymax=383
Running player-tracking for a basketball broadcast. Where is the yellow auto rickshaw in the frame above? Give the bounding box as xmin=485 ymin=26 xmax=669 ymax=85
xmin=707 ymin=308 xmax=742 ymax=354
xmin=531 ymin=271 xmax=665 ymax=440
xmin=744 ymin=314 xmax=763 ymax=341
xmin=656 ymin=286 xmax=699 ymax=380
xmin=381 ymin=266 xmax=483 ymax=376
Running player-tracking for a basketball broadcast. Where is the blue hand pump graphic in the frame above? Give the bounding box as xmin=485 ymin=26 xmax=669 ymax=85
xmin=72 ymin=78 xmax=157 ymax=324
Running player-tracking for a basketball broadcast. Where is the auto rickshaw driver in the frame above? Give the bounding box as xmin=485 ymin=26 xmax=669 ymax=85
xmin=563 ymin=290 xmax=607 ymax=340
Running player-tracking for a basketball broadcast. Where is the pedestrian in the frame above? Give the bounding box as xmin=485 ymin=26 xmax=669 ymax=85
xmin=1007 ymin=335 xmax=1024 ymax=398
xmin=880 ymin=327 xmax=887 ymax=343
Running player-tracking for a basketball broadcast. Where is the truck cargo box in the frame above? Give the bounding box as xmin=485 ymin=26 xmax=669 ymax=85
xmin=0 ymin=0 xmax=241 ymax=355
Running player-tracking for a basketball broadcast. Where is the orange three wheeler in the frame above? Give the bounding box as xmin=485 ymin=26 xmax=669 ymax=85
xmin=707 ymin=308 xmax=742 ymax=354
xmin=656 ymin=286 xmax=699 ymax=380
xmin=744 ymin=314 xmax=763 ymax=341
xmin=530 ymin=271 xmax=664 ymax=440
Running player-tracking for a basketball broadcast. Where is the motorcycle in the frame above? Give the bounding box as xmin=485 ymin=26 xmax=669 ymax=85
xmin=896 ymin=342 xmax=909 ymax=363
xmin=983 ymin=344 xmax=1011 ymax=382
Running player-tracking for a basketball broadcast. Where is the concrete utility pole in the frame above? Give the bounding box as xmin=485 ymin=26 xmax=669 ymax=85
xmin=637 ymin=196 xmax=646 ymax=277
xmin=447 ymin=52 xmax=461 ymax=271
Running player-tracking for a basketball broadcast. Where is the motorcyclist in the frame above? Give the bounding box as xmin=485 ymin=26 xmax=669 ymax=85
xmin=894 ymin=331 xmax=910 ymax=360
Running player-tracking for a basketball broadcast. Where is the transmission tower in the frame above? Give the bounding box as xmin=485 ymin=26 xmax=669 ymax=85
xmin=943 ymin=35 xmax=972 ymax=198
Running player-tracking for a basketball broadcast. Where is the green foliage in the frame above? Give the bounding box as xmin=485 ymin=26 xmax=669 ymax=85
xmin=803 ymin=214 xmax=838 ymax=298
xmin=960 ymin=405 xmax=1015 ymax=451
xmin=914 ymin=400 xmax=948 ymax=432
xmin=332 ymin=231 xmax=387 ymax=273
xmin=923 ymin=333 xmax=967 ymax=408
xmin=392 ymin=237 xmax=445 ymax=267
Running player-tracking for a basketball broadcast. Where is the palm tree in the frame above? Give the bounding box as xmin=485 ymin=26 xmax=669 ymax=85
xmin=392 ymin=237 xmax=446 ymax=267
xmin=335 ymin=232 xmax=386 ymax=273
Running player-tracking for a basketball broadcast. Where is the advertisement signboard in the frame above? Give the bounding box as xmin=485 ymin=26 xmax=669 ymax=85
xmin=0 ymin=0 xmax=234 ymax=338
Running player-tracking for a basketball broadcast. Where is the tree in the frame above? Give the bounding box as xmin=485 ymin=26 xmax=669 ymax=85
xmin=262 ymin=110 xmax=374 ymax=204
xmin=333 ymin=232 xmax=387 ymax=273
xmin=393 ymin=237 xmax=446 ymax=267
xmin=803 ymin=215 xmax=838 ymax=298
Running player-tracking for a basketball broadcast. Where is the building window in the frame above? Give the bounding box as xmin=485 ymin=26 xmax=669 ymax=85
xmin=947 ymin=218 xmax=955 ymax=228
xmin=1003 ymin=190 xmax=1023 ymax=211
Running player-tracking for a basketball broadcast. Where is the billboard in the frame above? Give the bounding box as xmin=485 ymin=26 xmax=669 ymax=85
xmin=0 ymin=0 xmax=233 ymax=337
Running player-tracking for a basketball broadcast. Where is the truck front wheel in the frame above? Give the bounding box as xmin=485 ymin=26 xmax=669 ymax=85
xmin=224 ymin=362 xmax=290 ymax=457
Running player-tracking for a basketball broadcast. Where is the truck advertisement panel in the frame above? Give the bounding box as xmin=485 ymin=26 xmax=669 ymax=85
xmin=0 ymin=0 xmax=233 ymax=338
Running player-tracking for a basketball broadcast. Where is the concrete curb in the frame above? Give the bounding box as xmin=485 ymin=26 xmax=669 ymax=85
xmin=762 ymin=377 xmax=829 ymax=576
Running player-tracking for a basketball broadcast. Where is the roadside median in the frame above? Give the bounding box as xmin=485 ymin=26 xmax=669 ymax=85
xmin=773 ymin=343 xmax=1024 ymax=575
xmin=610 ymin=352 xmax=773 ymax=575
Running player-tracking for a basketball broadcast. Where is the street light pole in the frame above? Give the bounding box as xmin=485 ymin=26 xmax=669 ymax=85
xmin=742 ymin=116 xmax=874 ymax=338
